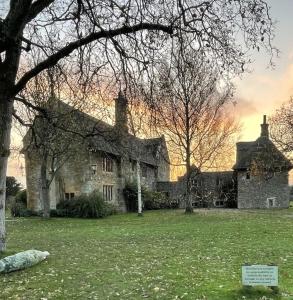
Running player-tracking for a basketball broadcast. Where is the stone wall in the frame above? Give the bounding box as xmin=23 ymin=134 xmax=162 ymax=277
xmin=25 ymin=151 xmax=42 ymax=211
xmin=237 ymin=171 xmax=290 ymax=209
xmin=157 ymin=171 xmax=236 ymax=208
xmin=157 ymin=181 xmax=185 ymax=201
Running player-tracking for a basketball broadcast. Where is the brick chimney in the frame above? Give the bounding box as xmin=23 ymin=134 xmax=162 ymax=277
xmin=114 ymin=90 xmax=128 ymax=134
xmin=260 ymin=115 xmax=269 ymax=138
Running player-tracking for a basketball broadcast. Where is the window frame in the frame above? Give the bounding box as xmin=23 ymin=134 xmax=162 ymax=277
xmin=65 ymin=192 xmax=75 ymax=200
xmin=103 ymin=185 xmax=113 ymax=201
xmin=91 ymin=164 xmax=97 ymax=175
xmin=267 ymin=197 xmax=276 ymax=208
xmin=102 ymin=155 xmax=113 ymax=173
xmin=141 ymin=163 xmax=147 ymax=178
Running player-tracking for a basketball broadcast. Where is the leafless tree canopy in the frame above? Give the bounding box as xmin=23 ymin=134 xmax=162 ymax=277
xmin=1 ymin=1 xmax=276 ymax=98
xmin=270 ymin=97 xmax=293 ymax=156
xmin=146 ymin=48 xmax=239 ymax=212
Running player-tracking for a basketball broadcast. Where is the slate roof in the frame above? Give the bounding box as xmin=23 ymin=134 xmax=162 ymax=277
xmin=36 ymin=100 xmax=167 ymax=167
xmin=233 ymin=136 xmax=293 ymax=171
xmin=178 ymin=166 xmax=234 ymax=182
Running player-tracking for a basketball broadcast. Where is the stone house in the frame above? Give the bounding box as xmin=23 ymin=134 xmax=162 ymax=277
xmin=23 ymin=92 xmax=170 ymax=212
xmin=158 ymin=116 xmax=292 ymax=209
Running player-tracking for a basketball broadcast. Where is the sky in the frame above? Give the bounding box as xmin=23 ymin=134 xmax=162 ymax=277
xmin=6 ymin=0 xmax=293 ymax=186
xmin=234 ymin=0 xmax=293 ymax=141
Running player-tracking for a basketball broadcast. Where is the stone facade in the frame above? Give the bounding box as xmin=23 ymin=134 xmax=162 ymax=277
xmin=23 ymin=93 xmax=170 ymax=212
xmin=237 ymin=171 xmax=289 ymax=209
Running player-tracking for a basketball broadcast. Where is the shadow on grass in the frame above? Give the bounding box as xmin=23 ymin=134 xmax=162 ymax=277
xmin=234 ymin=286 xmax=281 ymax=299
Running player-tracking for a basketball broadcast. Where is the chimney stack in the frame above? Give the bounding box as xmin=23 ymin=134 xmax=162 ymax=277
xmin=114 ymin=90 xmax=128 ymax=134
xmin=260 ymin=114 xmax=269 ymax=138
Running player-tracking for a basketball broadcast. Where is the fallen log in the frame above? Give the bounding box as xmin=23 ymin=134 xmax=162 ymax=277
xmin=0 ymin=250 xmax=50 ymax=273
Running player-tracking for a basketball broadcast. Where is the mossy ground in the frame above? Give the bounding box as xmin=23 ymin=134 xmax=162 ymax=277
xmin=1 ymin=209 xmax=293 ymax=299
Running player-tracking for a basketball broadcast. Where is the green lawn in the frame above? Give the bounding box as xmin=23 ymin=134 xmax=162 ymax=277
xmin=1 ymin=209 xmax=293 ymax=300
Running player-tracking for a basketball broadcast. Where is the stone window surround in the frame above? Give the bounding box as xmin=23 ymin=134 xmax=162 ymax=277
xmin=102 ymin=155 xmax=113 ymax=173
xmin=91 ymin=164 xmax=97 ymax=175
xmin=141 ymin=163 xmax=147 ymax=178
xmin=65 ymin=192 xmax=75 ymax=200
xmin=214 ymin=200 xmax=224 ymax=207
xmin=267 ymin=197 xmax=276 ymax=208
xmin=103 ymin=185 xmax=113 ymax=201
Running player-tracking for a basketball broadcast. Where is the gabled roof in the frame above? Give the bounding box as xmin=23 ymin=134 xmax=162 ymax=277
xmin=233 ymin=136 xmax=293 ymax=171
xmin=87 ymin=129 xmax=166 ymax=166
xmin=23 ymin=99 xmax=167 ymax=167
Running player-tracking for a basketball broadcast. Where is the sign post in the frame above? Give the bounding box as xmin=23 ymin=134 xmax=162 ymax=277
xmin=242 ymin=265 xmax=279 ymax=293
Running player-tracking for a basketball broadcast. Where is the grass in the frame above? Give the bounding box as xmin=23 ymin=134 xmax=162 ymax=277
xmin=1 ymin=209 xmax=293 ymax=300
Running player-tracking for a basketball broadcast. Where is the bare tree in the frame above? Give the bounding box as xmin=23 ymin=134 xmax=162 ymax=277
xmin=270 ymin=97 xmax=293 ymax=155
xmin=150 ymin=49 xmax=239 ymax=213
xmin=19 ymin=67 xmax=90 ymax=218
xmin=0 ymin=0 xmax=276 ymax=251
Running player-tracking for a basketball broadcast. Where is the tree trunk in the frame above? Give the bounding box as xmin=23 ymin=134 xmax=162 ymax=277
xmin=136 ymin=160 xmax=143 ymax=216
xmin=0 ymin=94 xmax=14 ymax=252
xmin=185 ymin=152 xmax=193 ymax=214
xmin=40 ymin=153 xmax=50 ymax=218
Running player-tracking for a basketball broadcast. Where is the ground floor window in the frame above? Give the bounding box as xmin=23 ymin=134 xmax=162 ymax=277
xmin=215 ymin=200 xmax=224 ymax=207
xmin=267 ymin=197 xmax=276 ymax=208
xmin=65 ymin=192 xmax=75 ymax=200
xmin=103 ymin=185 xmax=113 ymax=201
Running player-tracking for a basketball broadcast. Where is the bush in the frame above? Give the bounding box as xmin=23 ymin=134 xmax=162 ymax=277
xmin=123 ymin=182 xmax=138 ymax=212
xmin=10 ymin=202 xmax=37 ymax=217
xmin=11 ymin=202 xmax=26 ymax=217
xmin=56 ymin=191 xmax=116 ymax=218
xmin=144 ymin=191 xmax=179 ymax=210
xmin=10 ymin=189 xmax=30 ymax=217
xmin=123 ymin=182 xmax=179 ymax=212
xmin=15 ymin=190 xmax=27 ymax=206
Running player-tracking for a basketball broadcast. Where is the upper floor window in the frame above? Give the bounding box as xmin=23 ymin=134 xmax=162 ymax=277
xmin=216 ymin=177 xmax=222 ymax=186
xmin=103 ymin=155 xmax=113 ymax=172
xmin=91 ymin=164 xmax=97 ymax=175
xmin=141 ymin=164 xmax=147 ymax=178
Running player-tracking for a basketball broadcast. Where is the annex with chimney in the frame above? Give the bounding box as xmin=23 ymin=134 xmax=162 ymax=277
xmin=157 ymin=116 xmax=292 ymax=209
xmin=23 ymin=92 xmax=170 ymax=212
xmin=233 ymin=115 xmax=292 ymax=208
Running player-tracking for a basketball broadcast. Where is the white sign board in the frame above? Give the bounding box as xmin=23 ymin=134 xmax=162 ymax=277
xmin=242 ymin=265 xmax=278 ymax=286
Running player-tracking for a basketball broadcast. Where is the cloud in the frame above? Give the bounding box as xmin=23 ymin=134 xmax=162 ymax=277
xmin=232 ymin=97 xmax=259 ymax=117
